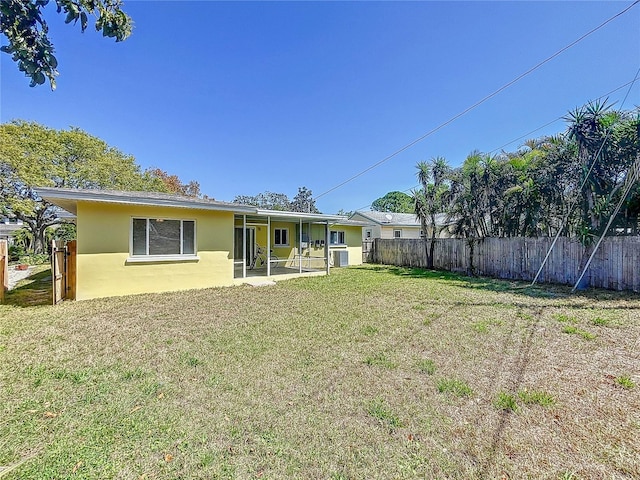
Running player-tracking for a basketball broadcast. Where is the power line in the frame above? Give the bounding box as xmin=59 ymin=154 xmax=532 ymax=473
xmin=532 ymin=64 xmax=640 ymax=286
xmin=315 ymin=0 xmax=640 ymax=202
xmin=488 ymin=78 xmax=640 ymax=155
xmin=349 ymin=74 xmax=640 ymax=213
xmin=350 ymin=184 xmax=420 ymax=213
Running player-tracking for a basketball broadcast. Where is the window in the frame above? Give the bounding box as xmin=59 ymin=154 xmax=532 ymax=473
xmin=365 ymin=229 xmax=372 ymax=239
xmin=393 ymin=229 xmax=402 ymax=238
xmin=274 ymin=228 xmax=289 ymax=246
xmin=330 ymin=230 xmax=346 ymax=245
xmin=131 ymin=218 xmax=196 ymax=258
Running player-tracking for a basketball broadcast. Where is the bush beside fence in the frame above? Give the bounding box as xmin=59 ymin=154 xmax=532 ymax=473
xmin=371 ymin=237 xmax=640 ymax=292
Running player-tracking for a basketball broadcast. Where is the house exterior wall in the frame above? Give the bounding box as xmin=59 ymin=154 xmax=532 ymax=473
xmin=363 ymin=225 xmax=382 ymax=241
xmin=76 ymin=201 xmax=234 ymax=300
xmin=350 ymin=212 xmax=423 ymax=240
xmin=328 ymin=225 xmax=363 ymax=266
xmin=233 ymin=219 xmax=318 ymax=268
xmin=380 ymin=226 xmax=423 ymax=239
xmin=232 ymin=221 xmax=362 ymax=268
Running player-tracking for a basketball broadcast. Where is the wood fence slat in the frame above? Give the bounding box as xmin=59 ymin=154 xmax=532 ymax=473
xmin=371 ymin=236 xmax=640 ymax=292
xmin=66 ymin=240 xmax=77 ymax=301
xmin=0 ymin=240 xmax=7 ymax=304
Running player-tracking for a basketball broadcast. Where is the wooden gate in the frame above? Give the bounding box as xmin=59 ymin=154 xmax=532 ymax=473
xmin=362 ymin=239 xmax=374 ymax=263
xmin=0 ymin=240 xmax=7 ymax=304
xmin=51 ymin=239 xmax=76 ymax=304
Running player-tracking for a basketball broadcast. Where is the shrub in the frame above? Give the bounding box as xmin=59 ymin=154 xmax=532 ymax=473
xmin=8 ymin=243 xmax=25 ymax=262
xmin=18 ymin=254 xmax=50 ymax=265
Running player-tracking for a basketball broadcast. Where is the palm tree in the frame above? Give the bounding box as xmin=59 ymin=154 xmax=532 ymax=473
xmin=413 ymin=157 xmax=451 ymax=269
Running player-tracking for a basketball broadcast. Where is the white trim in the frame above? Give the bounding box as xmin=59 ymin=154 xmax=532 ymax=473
xmin=37 ymin=187 xmax=255 ymax=214
xmin=130 ymin=216 xmax=197 ymax=258
xmin=267 ymin=216 xmax=271 ymax=276
xmin=329 ymin=230 xmax=346 ymax=245
xmin=273 ymin=227 xmax=289 ymax=246
xmin=255 ymin=208 xmax=344 ymax=222
xmin=393 ymin=229 xmax=402 ymax=238
xmin=126 ymin=255 xmax=199 ymax=263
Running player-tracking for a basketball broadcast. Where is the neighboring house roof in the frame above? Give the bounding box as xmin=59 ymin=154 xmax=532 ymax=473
xmin=36 ymin=187 xmax=347 ymax=224
xmin=351 ymin=211 xmax=449 ymax=227
xmin=332 ymin=219 xmax=372 ymax=227
xmin=0 ymin=222 xmax=23 ymax=239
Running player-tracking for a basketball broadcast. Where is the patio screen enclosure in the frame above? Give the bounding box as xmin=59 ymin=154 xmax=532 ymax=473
xmin=233 ymin=214 xmax=330 ymax=279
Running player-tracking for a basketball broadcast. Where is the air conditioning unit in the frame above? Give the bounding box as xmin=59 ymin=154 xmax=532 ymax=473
xmin=333 ymin=250 xmax=349 ymax=267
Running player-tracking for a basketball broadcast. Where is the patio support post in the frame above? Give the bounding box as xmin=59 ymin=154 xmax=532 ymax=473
xmin=267 ymin=216 xmax=271 ymax=276
xmin=242 ymin=215 xmax=247 ymax=279
xmin=325 ymin=222 xmax=330 ymax=275
xmin=299 ymin=218 xmax=303 ymax=274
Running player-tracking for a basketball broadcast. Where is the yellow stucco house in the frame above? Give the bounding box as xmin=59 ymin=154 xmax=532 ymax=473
xmin=38 ymin=188 xmax=366 ymax=301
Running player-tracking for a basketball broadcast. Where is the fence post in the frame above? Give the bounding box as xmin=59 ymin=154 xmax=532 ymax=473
xmin=66 ymin=240 xmax=77 ymax=300
xmin=0 ymin=240 xmax=7 ymax=304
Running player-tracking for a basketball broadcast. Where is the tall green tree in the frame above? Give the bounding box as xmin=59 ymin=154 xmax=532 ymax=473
xmin=145 ymin=168 xmax=202 ymax=198
xmin=1 ymin=0 xmax=132 ymax=89
xmin=234 ymin=186 xmax=320 ymax=213
xmin=413 ymin=157 xmax=450 ymax=269
xmin=371 ymin=191 xmax=413 ymax=213
xmin=0 ymin=120 xmax=167 ymax=253
xmin=233 ymin=191 xmax=292 ymax=211
xmin=563 ymin=100 xmax=640 ymax=243
xmin=290 ymin=186 xmax=320 ymax=213
xmin=440 ymin=103 xmax=639 ymax=245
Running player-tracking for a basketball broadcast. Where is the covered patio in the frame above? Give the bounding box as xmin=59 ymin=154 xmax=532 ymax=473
xmin=233 ymin=210 xmax=343 ymax=281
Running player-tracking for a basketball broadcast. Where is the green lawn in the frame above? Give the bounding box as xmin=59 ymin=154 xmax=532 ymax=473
xmin=1 ymin=265 xmax=638 ymax=479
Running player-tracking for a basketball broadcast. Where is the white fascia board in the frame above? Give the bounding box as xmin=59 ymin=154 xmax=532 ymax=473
xmin=254 ymin=208 xmax=346 ymax=223
xmin=36 ymin=187 xmax=256 ymax=214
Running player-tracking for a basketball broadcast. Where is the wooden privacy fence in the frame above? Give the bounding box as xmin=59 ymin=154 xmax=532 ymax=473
xmin=371 ymin=237 xmax=640 ymax=292
xmin=51 ymin=239 xmax=77 ymax=304
xmin=0 ymin=240 xmax=7 ymax=303
xmin=362 ymin=239 xmax=374 ymax=263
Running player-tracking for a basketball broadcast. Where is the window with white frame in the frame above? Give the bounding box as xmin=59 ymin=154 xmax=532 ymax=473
xmin=330 ymin=230 xmax=346 ymax=245
xmin=274 ymin=228 xmax=289 ymax=246
xmin=393 ymin=229 xmax=402 ymax=238
xmin=365 ymin=229 xmax=372 ymax=239
xmin=131 ymin=218 xmax=196 ymax=257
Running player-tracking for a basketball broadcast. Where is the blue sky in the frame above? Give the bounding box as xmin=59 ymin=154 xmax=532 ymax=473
xmin=2 ymin=1 xmax=639 ymax=213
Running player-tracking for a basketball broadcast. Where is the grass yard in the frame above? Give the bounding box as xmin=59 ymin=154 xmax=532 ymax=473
xmin=1 ymin=265 xmax=638 ymax=479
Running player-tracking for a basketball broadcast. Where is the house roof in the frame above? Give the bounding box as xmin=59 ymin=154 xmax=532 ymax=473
xmin=36 ymin=187 xmax=347 ymax=224
xmin=352 ymin=211 xmax=421 ymax=227
xmin=332 ymin=219 xmax=372 ymax=227
xmin=351 ymin=211 xmax=448 ymax=227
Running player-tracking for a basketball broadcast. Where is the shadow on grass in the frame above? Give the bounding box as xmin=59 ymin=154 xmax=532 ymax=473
xmin=4 ymin=268 xmax=52 ymax=307
xmin=356 ymin=264 xmax=639 ymax=305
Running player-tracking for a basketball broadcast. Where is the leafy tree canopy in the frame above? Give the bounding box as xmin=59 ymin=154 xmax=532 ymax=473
xmin=371 ymin=191 xmax=414 ymax=213
xmin=416 ymin=102 xmax=640 ymax=242
xmin=145 ymin=168 xmax=203 ymax=198
xmin=0 ymin=120 xmax=180 ymax=253
xmin=233 ymin=186 xmax=321 ymax=213
xmin=290 ymin=186 xmax=320 ymax=213
xmin=233 ymin=192 xmax=292 ymax=211
xmin=336 ymin=209 xmax=354 ymax=217
xmin=1 ymin=0 xmax=132 ymax=89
